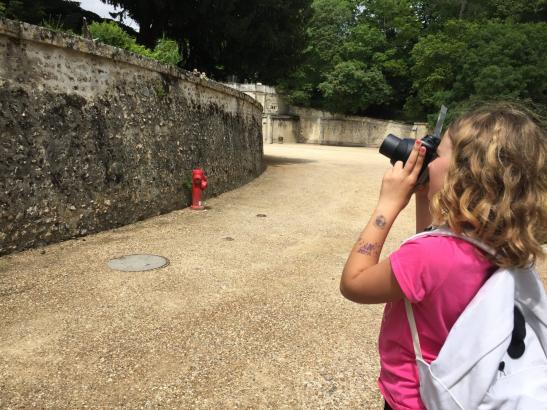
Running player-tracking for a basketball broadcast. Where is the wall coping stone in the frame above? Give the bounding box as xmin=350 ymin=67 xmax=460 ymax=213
xmin=0 ymin=17 xmax=262 ymax=111
xmin=291 ymin=106 xmax=420 ymax=127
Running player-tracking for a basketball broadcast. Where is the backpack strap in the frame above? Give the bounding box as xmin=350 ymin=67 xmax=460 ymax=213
xmin=404 ymin=298 xmax=424 ymax=361
xmin=405 ymin=225 xmax=497 ymax=256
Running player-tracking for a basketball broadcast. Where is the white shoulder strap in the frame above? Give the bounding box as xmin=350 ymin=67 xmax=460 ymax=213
xmin=406 ymin=225 xmax=496 ymax=256
xmin=404 ymin=298 xmax=423 ymax=361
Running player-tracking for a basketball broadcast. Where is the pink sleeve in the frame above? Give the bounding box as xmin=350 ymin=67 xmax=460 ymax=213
xmin=389 ymin=237 xmax=443 ymax=303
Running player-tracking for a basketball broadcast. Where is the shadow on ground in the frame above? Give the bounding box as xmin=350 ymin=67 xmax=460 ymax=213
xmin=264 ymin=154 xmax=315 ymax=167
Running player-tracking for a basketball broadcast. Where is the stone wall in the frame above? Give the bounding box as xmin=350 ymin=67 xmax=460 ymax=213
xmin=223 ymin=83 xmax=299 ymax=144
xmin=263 ymin=115 xmax=300 ymax=144
xmin=0 ymin=18 xmax=264 ymax=256
xmin=225 ymin=83 xmax=290 ymax=115
xmin=224 ymin=83 xmax=429 ymax=146
xmin=291 ymin=107 xmax=428 ymax=147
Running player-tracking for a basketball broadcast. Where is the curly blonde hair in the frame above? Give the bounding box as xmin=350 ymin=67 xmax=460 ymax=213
xmin=430 ymin=104 xmax=547 ymax=268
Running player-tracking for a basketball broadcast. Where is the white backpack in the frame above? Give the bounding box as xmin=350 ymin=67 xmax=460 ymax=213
xmin=403 ymin=227 xmax=547 ymax=410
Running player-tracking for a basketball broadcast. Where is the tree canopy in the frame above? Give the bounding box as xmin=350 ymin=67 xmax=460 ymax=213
xmin=408 ymin=20 xmax=547 ymax=122
xmin=99 ymin=0 xmax=313 ymax=83
xmin=279 ymin=0 xmax=547 ymax=121
xmin=0 ymin=0 xmax=137 ymax=36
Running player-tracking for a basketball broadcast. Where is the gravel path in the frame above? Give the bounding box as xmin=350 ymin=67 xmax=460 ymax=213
xmin=1 ymin=144 xmax=545 ymax=409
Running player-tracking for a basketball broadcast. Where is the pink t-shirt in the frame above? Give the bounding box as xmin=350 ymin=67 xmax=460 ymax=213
xmin=378 ymin=235 xmax=496 ymax=410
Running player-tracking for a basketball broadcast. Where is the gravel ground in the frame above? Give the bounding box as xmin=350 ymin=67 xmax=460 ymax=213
xmin=1 ymin=143 xmax=545 ymax=409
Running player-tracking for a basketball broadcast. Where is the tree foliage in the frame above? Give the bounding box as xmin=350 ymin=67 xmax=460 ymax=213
xmin=319 ymin=61 xmax=392 ymax=113
xmin=0 ymin=0 xmax=136 ymax=36
xmin=277 ymin=0 xmax=357 ymax=106
xmin=2 ymin=0 xmax=47 ymax=22
xmin=413 ymin=0 xmax=547 ymax=29
xmin=88 ymin=21 xmax=181 ymax=66
xmin=278 ymin=0 xmax=421 ymax=117
xmin=89 ymin=20 xmax=138 ymax=50
xmin=281 ymin=0 xmax=547 ymax=120
xmin=99 ymin=0 xmax=313 ymax=83
xmin=409 ymin=20 xmax=547 ymax=122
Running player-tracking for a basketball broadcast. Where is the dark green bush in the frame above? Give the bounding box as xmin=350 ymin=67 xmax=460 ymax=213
xmin=89 ymin=20 xmax=137 ymax=50
xmin=88 ymin=21 xmax=180 ymax=66
xmin=152 ymin=37 xmax=180 ymax=66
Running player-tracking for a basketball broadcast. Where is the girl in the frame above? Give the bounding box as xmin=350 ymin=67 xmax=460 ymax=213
xmin=340 ymin=104 xmax=546 ymax=410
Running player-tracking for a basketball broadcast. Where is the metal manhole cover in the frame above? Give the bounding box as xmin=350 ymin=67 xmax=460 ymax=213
xmin=107 ymin=254 xmax=169 ymax=272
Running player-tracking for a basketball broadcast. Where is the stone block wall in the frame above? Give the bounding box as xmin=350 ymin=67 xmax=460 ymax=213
xmin=223 ymin=83 xmax=289 ymax=115
xmin=0 ymin=18 xmax=264 ymax=256
xmin=263 ymin=115 xmax=299 ymax=144
xmin=224 ymin=83 xmax=429 ymax=147
xmin=291 ymin=107 xmax=428 ymax=147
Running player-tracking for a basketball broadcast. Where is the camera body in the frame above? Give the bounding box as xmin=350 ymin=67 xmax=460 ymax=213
xmin=378 ymin=106 xmax=447 ymax=185
xmin=379 ymin=133 xmax=440 ymax=185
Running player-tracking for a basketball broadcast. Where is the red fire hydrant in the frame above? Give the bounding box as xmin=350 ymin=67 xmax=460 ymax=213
xmin=191 ymin=168 xmax=208 ymax=210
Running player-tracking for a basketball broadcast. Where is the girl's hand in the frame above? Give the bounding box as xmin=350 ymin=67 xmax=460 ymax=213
xmin=378 ymin=140 xmax=426 ymax=213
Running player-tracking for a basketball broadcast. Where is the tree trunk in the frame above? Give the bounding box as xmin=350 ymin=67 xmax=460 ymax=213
xmin=459 ymin=0 xmax=467 ymax=19
xmin=137 ymin=19 xmax=159 ymax=49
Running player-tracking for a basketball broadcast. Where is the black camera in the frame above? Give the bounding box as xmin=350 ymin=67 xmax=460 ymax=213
xmin=379 ymin=106 xmax=447 ymax=185
xmin=379 ymin=133 xmax=440 ymax=184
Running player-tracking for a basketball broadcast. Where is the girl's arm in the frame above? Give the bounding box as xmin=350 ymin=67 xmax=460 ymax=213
xmin=340 ymin=206 xmax=403 ymax=304
xmin=340 ymin=140 xmax=426 ymax=304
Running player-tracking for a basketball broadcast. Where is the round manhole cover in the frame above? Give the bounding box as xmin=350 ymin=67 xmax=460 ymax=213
xmin=107 ymin=254 xmax=169 ymax=272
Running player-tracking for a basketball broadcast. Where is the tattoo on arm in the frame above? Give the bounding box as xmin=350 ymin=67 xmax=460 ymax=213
xmin=353 ymin=214 xmax=387 ymax=257
xmin=356 ymin=241 xmax=381 ymax=257
xmin=374 ymin=215 xmax=386 ymax=229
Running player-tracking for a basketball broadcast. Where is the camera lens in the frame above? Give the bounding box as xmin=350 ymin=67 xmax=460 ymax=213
xmin=378 ymin=106 xmax=446 ymax=185
xmin=379 ymin=133 xmax=442 ymax=185
xmin=379 ymin=134 xmax=415 ymax=165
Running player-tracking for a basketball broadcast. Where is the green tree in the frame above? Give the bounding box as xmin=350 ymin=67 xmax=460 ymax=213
xmin=487 ymin=0 xmax=547 ymax=22
xmin=152 ymin=37 xmax=180 ymax=66
xmin=89 ymin=20 xmax=137 ymax=50
xmin=278 ymin=0 xmax=360 ymax=107
xmin=306 ymin=0 xmax=357 ymax=65
xmin=409 ymin=20 xmax=547 ymax=121
xmin=100 ymin=0 xmax=312 ymax=82
xmin=318 ymin=60 xmax=392 ymax=113
xmin=3 ymin=0 xmax=46 ymax=22
xmin=207 ymin=0 xmax=313 ymax=83
xmin=89 ymin=20 xmax=181 ymax=66
xmin=282 ymin=0 xmax=547 ymax=120
xmin=354 ymin=0 xmax=421 ymax=117
xmin=0 ymin=0 xmax=128 ymax=35
xmin=280 ymin=0 xmax=421 ymax=118
xmin=411 ymin=0 xmax=547 ymax=32
xmin=100 ymin=0 xmax=169 ymax=48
